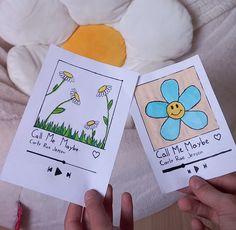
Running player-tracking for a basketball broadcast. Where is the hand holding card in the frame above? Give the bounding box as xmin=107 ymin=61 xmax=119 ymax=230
xmin=131 ymin=56 xmax=236 ymax=193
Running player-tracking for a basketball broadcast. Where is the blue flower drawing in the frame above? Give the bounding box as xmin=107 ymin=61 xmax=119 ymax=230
xmin=145 ymin=79 xmax=208 ymax=141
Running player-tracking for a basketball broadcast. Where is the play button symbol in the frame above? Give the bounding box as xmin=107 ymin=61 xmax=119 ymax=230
xmin=55 ymin=167 xmax=62 ymax=176
xmin=194 ymin=166 xmax=199 ymax=173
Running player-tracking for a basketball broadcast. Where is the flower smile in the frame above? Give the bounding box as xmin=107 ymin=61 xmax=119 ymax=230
xmin=172 ymin=110 xmax=182 ymax=116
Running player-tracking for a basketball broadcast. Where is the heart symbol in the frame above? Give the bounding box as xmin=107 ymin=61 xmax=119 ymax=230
xmin=92 ymin=150 xmax=100 ymax=159
xmin=214 ymin=133 xmax=221 ymax=141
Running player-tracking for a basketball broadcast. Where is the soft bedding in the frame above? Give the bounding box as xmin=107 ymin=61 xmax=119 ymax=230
xmin=0 ymin=1 xmax=236 ymax=229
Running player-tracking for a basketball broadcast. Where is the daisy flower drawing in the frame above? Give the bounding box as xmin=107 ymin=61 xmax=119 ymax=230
xmin=70 ymin=88 xmax=81 ymax=105
xmin=145 ymin=79 xmax=208 ymax=141
xmin=60 ymin=71 xmax=74 ymax=82
xmin=44 ymin=88 xmax=80 ymax=124
xmin=46 ymin=71 xmax=74 ymax=96
xmin=97 ymin=85 xmax=112 ymax=97
xmin=97 ymin=85 xmax=113 ymax=146
xmin=84 ymin=120 xmax=99 ymax=143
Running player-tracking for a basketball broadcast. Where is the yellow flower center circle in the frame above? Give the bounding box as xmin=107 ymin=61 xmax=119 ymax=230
xmin=87 ymin=120 xmax=95 ymax=126
xmin=74 ymin=92 xmax=80 ymax=102
xmin=98 ymin=85 xmax=107 ymax=93
xmin=167 ymin=101 xmax=185 ymax=119
xmin=63 ymin=71 xmax=73 ymax=79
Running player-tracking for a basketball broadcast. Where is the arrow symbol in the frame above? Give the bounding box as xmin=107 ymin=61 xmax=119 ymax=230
xmin=66 ymin=172 xmax=71 ymax=178
xmin=47 ymin=166 xmax=53 ymax=172
xmin=194 ymin=166 xmax=199 ymax=173
xmin=55 ymin=167 xmax=62 ymax=176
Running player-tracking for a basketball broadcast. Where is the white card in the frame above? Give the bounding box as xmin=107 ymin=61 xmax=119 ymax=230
xmin=1 ymin=45 xmax=139 ymax=205
xmin=131 ymin=56 xmax=236 ymax=193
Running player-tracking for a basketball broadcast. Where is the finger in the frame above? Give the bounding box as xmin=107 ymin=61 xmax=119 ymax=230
xmin=103 ymin=184 xmax=113 ymax=222
xmin=120 ymin=192 xmax=134 ymax=230
xmin=178 ymin=197 xmax=217 ymax=223
xmin=189 ymin=176 xmax=231 ymax=211
xmin=209 ymin=172 xmax=236 ymax=194
xmin=85 ymin=189 xmax=112 ymax=230
xmin=179 ymin=186 xmax=192 ymax=194
xmin=179 ymin=172 xmax=236 ymax=195
xmin=64 ymin=203 xmax=83 ymax=230
xmin=191 ymin=218 xmax=211 ymax=230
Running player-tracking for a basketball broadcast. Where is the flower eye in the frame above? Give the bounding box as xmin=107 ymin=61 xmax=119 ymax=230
xmin=176 ymin=104 xmax=179 ymax=108
xmin=171 ymin=105 xmax=174 ymax=110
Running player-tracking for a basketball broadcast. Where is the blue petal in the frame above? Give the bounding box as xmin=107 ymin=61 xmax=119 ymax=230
xmin=160 ymin=118 xmax=181 ymax=141
xmin=179 ymin=85 xmax=201 ymax=110
xmin=182 ymin=111 xmax=208 ymax=130
xmin=161 ymin=79 xmax=179 ymax=103
xmin=145 ymin=101 xmax=168 ymax=118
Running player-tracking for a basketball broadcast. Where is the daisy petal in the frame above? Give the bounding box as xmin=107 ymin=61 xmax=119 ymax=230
xmin=145 ymin=101 xmax=168 ymax=118
xmin=182 ymin=111 xmax=208 ymax=130
xmin=161 ymin=79 xmax=179 ymax=103
xmin=160 ymin=118 xmax=181 ymax=141
xmin=179 ymin=85 xmax=201 ymax=110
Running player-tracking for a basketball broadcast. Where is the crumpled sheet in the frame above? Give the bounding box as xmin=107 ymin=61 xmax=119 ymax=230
xmin=1 ymin=2 xmax=236 ymax=230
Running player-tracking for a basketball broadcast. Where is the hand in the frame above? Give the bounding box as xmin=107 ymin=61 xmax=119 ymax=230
xmin=178 ymin=173 xmax=236 ymax=230
xmin=64 ymin=184 xmax=133 ymax=230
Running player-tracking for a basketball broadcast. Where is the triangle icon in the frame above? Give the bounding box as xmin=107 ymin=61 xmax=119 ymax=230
xmin=194 ymin=166 xmax=199 ymax=173
xmin=55 ymin=167 xmax=62 ymax=176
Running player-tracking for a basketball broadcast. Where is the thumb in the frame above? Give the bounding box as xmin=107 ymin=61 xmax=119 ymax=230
xmin=85 ymin=190 xmax=112 ymax=230
xmin=189 ymin=176 xmax=229 ymax=211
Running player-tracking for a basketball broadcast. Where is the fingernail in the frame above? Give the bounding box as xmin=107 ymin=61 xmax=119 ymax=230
xmin=122 ymin=192 xmax=131 ymax=202
xmin=190 ymin=176 xmax=205 ymax=190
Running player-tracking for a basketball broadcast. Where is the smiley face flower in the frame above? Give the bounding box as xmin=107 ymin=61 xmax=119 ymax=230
xmin=145 ymin=79 xmax=208 ymax=141
xmin=70 ymin=88 xmax=81 ymax=105
xmin=97 ymin=85 xmax=112 ymax=97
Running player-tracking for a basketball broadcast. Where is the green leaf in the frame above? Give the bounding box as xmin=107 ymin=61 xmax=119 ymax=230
xmin=75 ymin=132 xmax=79 ymax=141
xmin=52 ymin=84 xmax=59 ymax=91
xmin=103 ymin=116 xmax=108 ymax=126
xmin=65 ymin=127 xmax=72 ymax=137
xmin=52 ymin=107 xmax=65 ymax=114
xmin=108 ymin=99 xmax=113 ymax=110
xmin=87 ymin=136 xmax=92 ymax=145
xmin=80 ymin=130 xmax=86 ymax=143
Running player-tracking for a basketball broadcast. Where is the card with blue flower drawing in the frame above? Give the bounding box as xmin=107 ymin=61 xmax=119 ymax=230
xmin=1 ymin=45 xmax=139 ymax=205
xmin=131 ymin=56 xmax=236 ymax=193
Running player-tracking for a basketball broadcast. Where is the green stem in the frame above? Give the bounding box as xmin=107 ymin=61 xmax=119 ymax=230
xmin=44 ymin=97 xmax=72 ymax=124
xmin=103 ymin=95 xmax=110 ymax=145
xmin=91 ymin=129 xmax=95 ymax=142
xmin=46 ymin=79 xmax=65 ymax=96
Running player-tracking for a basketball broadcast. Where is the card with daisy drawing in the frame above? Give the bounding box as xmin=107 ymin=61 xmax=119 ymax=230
xmin=1 ymin=45 xmax=139 ymax=205
xmin=131 ymin=56 xmax=236 ymax=193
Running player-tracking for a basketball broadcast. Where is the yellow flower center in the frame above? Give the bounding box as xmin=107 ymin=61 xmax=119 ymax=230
xmin=73 ymin=92 xmax=80 ymax=102
xmin=63 ymin=71 xmax=73 ymax=79
xmin=167 ymin=101 xmax=185 ymax=119
xmin=62 ymin=25 xmax=126 ymax=67
xmin=87 ymin=120 xmax=95 ymax=126
xmin=98 ymin=85 xmax=107 ymax=93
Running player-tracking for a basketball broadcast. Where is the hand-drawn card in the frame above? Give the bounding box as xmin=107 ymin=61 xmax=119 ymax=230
xmin=1 ymin=45 xmax=139 ymax=205
xmin=131 ymin=56 xmax=236 ymax=193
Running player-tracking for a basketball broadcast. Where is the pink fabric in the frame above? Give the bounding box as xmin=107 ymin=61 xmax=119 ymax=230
xmin=0 ymin=38 xmax=27 ymax=229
